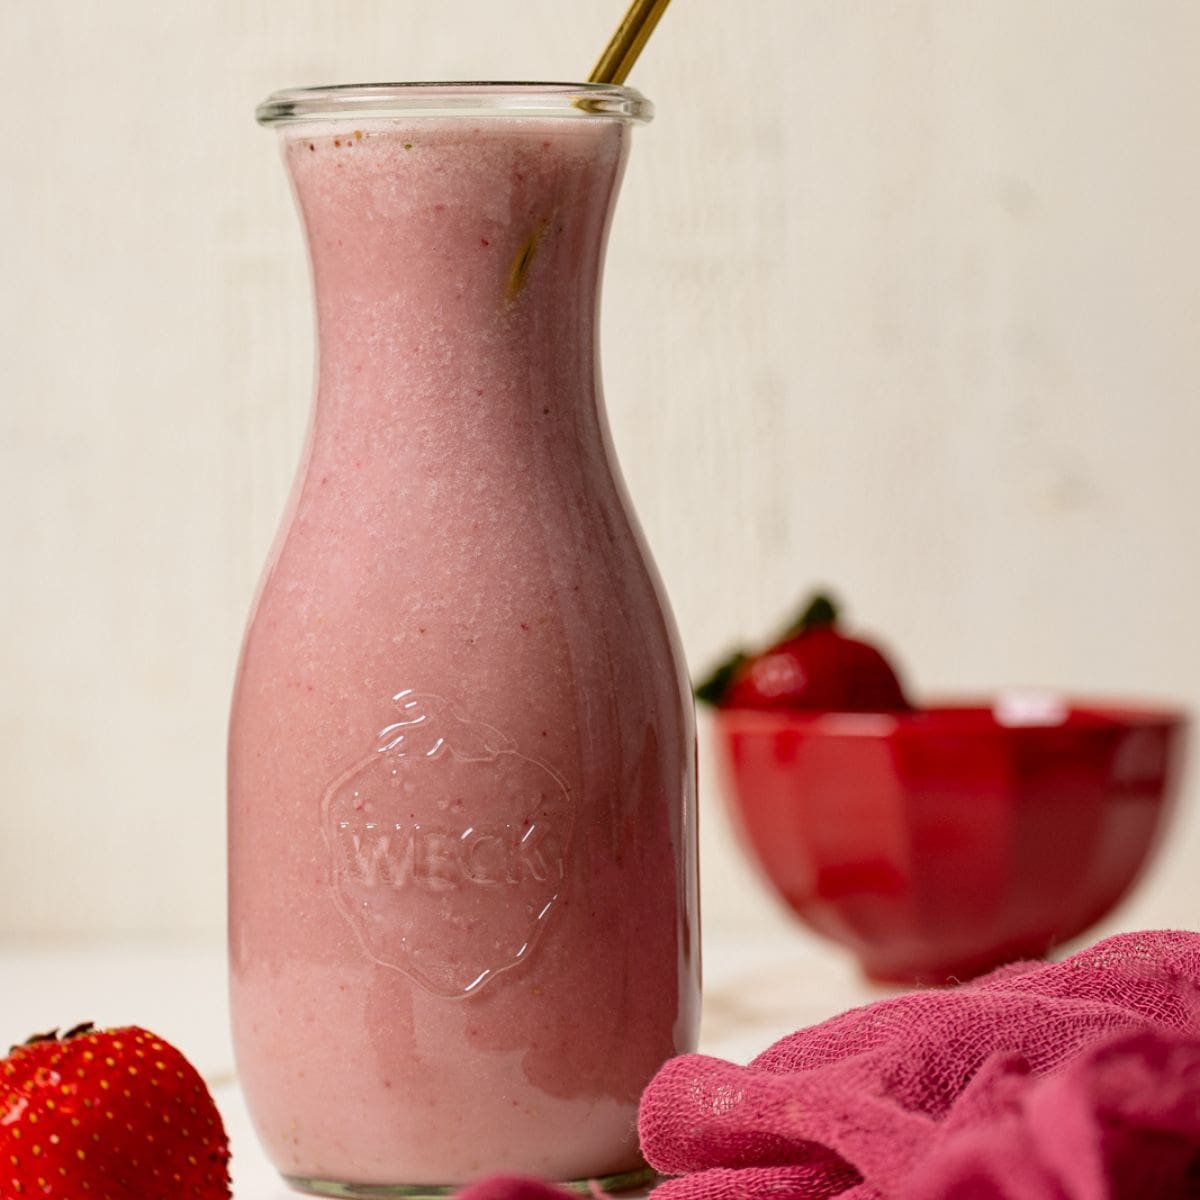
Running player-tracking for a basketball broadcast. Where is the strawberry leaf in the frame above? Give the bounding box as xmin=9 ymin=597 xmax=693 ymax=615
xmin=781 ymin=591 xmax=839 ymax=637
xmin=695 ymin=650 xmax=748 ymax=707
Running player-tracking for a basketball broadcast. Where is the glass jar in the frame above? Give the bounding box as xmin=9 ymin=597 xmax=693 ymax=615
xmin=229 ymin=83 xmax=699 ymax=1197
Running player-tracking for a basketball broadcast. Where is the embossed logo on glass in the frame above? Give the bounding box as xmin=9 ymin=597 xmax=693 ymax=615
xmin=322 ymin=690 xmax=572 ymax=998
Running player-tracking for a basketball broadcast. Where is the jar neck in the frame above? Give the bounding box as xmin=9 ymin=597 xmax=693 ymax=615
xmin=285 ymin=119 xmax=630 ymax=428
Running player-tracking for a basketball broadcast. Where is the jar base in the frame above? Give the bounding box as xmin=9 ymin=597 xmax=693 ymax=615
xmin=282 ymin=1166 xmax=657 ymax=1198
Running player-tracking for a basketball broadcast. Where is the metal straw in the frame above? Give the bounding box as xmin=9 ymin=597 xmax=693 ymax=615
xmin=589 ymin=0 xmax=673 ymax=85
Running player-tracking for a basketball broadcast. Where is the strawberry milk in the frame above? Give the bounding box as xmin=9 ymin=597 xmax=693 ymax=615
xmin=229 ymin=84 xmax=699 ymax=1194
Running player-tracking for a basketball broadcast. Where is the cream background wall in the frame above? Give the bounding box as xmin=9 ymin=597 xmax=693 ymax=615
xmin=1 ymin=1 xmax=1197 ymax=941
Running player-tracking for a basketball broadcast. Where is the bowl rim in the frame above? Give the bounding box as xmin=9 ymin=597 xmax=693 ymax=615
xmin=710 ymin=696 xmax=1189 ymax=738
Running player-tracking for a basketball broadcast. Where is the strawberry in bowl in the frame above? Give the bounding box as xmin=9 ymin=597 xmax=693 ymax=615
xmin=697 ymin=592 xmax=913 ymax=714
xmin=699 ymin=593 xmax=1186 ymax=985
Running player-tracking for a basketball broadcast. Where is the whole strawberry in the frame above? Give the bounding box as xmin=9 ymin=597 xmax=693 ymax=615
xmin=697 ymin=592 xmax=913 ymax=712
xmin=0 ymin=1023 xmax=231 ymax=1199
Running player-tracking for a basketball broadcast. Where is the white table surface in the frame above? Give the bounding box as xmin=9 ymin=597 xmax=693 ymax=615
xmin=0 ymin=931 xmax=876 ymax=1198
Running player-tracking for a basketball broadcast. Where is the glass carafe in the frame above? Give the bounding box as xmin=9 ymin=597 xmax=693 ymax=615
xmin=228 ymin=83 xmax=699 ymax=1197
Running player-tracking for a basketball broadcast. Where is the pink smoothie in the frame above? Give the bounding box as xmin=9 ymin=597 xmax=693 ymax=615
xmin=229 ymin=91 xmax=699 ymax=1190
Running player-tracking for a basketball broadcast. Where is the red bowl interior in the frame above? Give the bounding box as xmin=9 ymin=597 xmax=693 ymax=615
xmin=714 ymin=701 xmax=1187 ymax=984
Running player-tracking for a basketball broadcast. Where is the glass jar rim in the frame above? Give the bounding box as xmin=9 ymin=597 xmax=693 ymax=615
xmin=256 ymin=82 xmax=653 ymax=127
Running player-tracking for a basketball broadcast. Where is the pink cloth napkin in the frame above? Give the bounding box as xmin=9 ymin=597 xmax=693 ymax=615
xmin=455 ymin=931 xmax=1200 ymax=1200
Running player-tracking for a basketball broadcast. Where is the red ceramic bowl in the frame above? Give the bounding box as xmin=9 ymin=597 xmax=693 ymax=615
xmin=715 ymin=701 xmax=1187 ymax=985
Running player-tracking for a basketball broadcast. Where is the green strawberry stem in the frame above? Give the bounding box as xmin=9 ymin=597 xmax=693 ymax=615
xmin=782 ymin=592 xmax=839 ymax=637
xmin=11 ymin=1023 xmax=94 ymax=1054
xmin=12 ymin=1029 xmax=59 ymax=1053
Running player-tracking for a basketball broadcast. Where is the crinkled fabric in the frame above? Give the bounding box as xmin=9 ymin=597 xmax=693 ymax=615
xmin=642 ymin=931 xmax=1200 ymax=1199
xmin=456 ymin=932 xmax=1200 ymax=1200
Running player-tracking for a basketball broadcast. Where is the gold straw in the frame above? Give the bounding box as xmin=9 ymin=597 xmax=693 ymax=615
xmin=589 ymin=0 xmax=673 ymax=85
